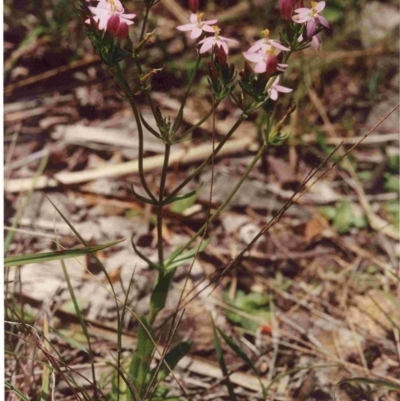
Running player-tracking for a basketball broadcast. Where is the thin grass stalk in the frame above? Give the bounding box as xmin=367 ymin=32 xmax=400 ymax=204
xmin=59 ymin=250 xmax=98 ymax=400
xmin=168 ymin=142 xmax=268 ymax=264
xmin=139 ymin=6 xmax=151 ymax=42
xmin=172 ymin=53 xmax=202 ymax=134
xmin=164 ymin=115 xmax=245 ymax=203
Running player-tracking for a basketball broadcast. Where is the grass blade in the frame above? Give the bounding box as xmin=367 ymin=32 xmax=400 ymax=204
xmin=4 ymin=240 xmax=123 ymax=267
xmin=211 ymin=316 xmax=238 ymax=401
xmin=217 ymin=327 xmax=266 ymax=397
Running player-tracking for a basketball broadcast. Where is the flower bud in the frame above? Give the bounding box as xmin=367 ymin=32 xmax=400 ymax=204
xmin=188 ymin=0 xmax=199 ymax=13
xmin=266 ymin=55 xmax=278 ymax=74
xmin=208 ymin=62 xmax=218 ymax=81
xmin=106 ymin=14 xmax=120 ymax=35
xmin=279 ymin=0 xmax=293 ymax=20
xmin=216 ymin=45 xmax=227 ymax=65
xmin=116 ymin=21 xmax=129 ymax=40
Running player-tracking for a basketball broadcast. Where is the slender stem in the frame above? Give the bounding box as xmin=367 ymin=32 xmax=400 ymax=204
xmin=156 ymin=143 xmax=171 ymax=271
xmin=172 ymin=54 xmax=202 ymax=134
xmin=164 ymin=116 xmax=245 ymax=204
xmin=132 ymin=53 xmax=164 ymax=132
xmin=168 ymin=142 xmax=268 ymax=264
xmin=128 ymin=97 xmax=158 ymax=202
xmin=112 ymin=64 xmax=157 ymax=202
xmin=139 ymin=6 xmax=151 ymax=42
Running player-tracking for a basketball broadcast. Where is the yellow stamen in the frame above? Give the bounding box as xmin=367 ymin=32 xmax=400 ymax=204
xmin=261 ymin=29 xmax=270 ymax=39
xmin=212 ymin=25 xmax=221 ymax=36
xmin=196 ymin=12 xmax=204 ymax=24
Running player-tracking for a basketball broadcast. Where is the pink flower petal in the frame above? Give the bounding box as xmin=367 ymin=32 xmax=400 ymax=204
xmin=248 ymin=42 xmax=263 ymax=53
xmin=269 ymin=88 xmax=278 ymax=101
xmin=190 ymin=26 xmax=202 ymax=39
xmin=315 ymin=1 xmax=325 ymax=12
xmin=177 ymin=24 xmax=194 ymax=31
xmin=254 ymin=62 xmax=267 ymax=73
xmin=243 ymin=51 xmax=264 ymax=63
xmin=317 ymin=15 xmax=330 ymax=28
xmin=294 ymin=7 xmax=310 ymax=13
xmin=272 ymin=41 xmax=290 ymax=51
xmin=275 ymin=85 xmax=292 ymax=93
xmin=199 ymin=39 xmax=214 ymax=53
xmin=203 ymin=19 xmax=218 ymax=25
xmin=307 ymin=18 xmax=317 ymax=37
xmin=189 ymin=13 xmax=197 ymax=24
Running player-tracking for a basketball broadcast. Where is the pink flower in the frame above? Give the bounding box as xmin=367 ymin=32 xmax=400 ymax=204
xmin=176 ymin=13 xmax=218 ymax=39
xmin=86 ymin=0 xmax=135 ymax=31
xmin=292 ymin=1 xmax=329 ymax=38
xmin=267 ymin=76 xmax=292 ymax=100
xmin=248 ymin=29 xmax=290 ymax=54
xmin=243 ymin=49 xmax=288 ymax=74
xmin=198 ymin=26 xmax=238 ymax=54
xmin=243 ymin=31 xmax=289 ymax=74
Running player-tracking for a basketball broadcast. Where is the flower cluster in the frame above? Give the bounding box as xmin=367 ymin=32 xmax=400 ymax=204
xmin=86 ymin=0 xmax=135 ymax=40
xmin=177 ymin=13 xmax=238 ymax=55
xmin=243 ymin=29 xmax=290 ymax=75
xmin=280 ymin=0 xmax=329 ymax=50
xmin=84 ymin=0 xmax=330 ymax=101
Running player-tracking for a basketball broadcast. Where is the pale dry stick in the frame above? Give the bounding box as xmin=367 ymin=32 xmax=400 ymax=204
xmin=308 ymin=89 xmax=399 ymax=241
xmin=5 ymin=144 xmax=63 ymax=172
xmin=5 ymin=136 xmax=254 ymax=193
xmin=4 ymin=226 xmax=60 ymax=240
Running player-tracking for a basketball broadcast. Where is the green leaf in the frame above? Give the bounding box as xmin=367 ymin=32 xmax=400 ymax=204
xmin=332 ymin=201 xmax=353 ymax=234
xmin=211 ymin=317 xmax=238 ymax=401
xmin=165 ymin=239 xmax=210 ymax=271
xmin=151 ymin=341 xmax=191 ymax=383
xmin=383 ymin=173 xmax=399 ymax=192
xmin=54 ymin=329 xmax=88 ymax=353
xmin=4 ymin=240 xmax=124 ymax=267
xmin=5 ymin=382 xmax=31 ymax=401
xmin=217 ymin=328 xmax=266 ymax=397
xmin=129 ymin=316 xmax=155 ymax=397
xmin=150 ymin=270 xmax=175 ymax=315
xmin=224 ymin=291 xmax=270 ymax=333
xmin=166 ymin=187 xmax=201 ymax=213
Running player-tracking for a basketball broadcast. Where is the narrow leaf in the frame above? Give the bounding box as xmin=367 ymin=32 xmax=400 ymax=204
xmin=165 ymin=239 xmax=210 ymax=271
xmin=151 ymin=341 xmax=191 ymax=383
xmin=211 ymin=317 xmax=237 ymax=401
xmin=5 ymin=240 xmax=123 ymax=267
xmin=150 ymin=270 xmax=175 ymax=315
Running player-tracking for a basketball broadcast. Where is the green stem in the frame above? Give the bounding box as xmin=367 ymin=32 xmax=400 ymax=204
xmin=156 ymin=143 xmax=171 ymax=271
xmin=139 ymin=6 xmax=151 ymax=42
xmin=168 ymin=142 xmax=268 ymax=264
xmin=164 ymin=115 xmax=245 ymax=204
xmin=111 ymin=64 xmax=157 ymax=202
xmin=172 ymin=54 xmax=202 ymax=134
xmin=131 ymin=52 xmax=164 ymax=132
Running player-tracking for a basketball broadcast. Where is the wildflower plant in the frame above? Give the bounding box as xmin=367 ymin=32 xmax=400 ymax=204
xmin=74 ymin=0 xmax=331 ymax=398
